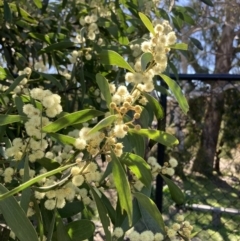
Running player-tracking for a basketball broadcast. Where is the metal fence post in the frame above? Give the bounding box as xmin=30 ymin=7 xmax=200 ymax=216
xmin=156 ymin=80 xmax=167 ymax=212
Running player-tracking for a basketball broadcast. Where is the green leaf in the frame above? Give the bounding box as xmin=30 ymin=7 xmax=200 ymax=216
xmin=33 ymin=0 xmax=42 ymax=8
xmin=48 ymin=133 xmax=76 ymax=146
xmin=99 ymin=190 xmax=116 ymax=225
xmin=4 ymin=0 xmax=12 ymax=23
xmin=58 ymin=201 xmax=84 ymax=218
xmin=134 ymin=192 xmax=166 ymax=233
xmin=96 ymin=73 xmax=113 ymax=113
xmin=20 ymin=156 xmax=31 ymax=213
xmin=42 ymin=109 xmax=104 ymax=133
xmin=121 ymin=152 xmax=152 ymax=188
xmin=127 ymin=132 xmax=145 ymax=157
xmin=0 ymin=67 xmax=7 ymax=80
xmin=169 ymin=43 xmax=188 ymax=50
xmin=161 ymin=175 xmax=185 ymax=205
xmin=39 ymin=72 xmax=63 ymax=90
xmin=36 ymin=157 xmax=60 ymax=172
xmin=190 ymin=37 xmax=203 ymax=50
xmin=159 ymin=74 xmax=189 ymax=114
xmin=0 ymin=184 xmax=39 ymax=241
xmin=99 ymin=50 xmax=135 ymax=73
xmin=0 ymin=163 xmax=76 ymax=200
xmin=5 ymin=74 xmax=27 ymax=94
xmin=29 ymin=32 xmax=51 ymax=44
xmin=56 ymin=212 xmax=72 ymax=241
xmin=200 ymin=0 xmax=214 ymax=6
xmin=128 ymin=129 xmax=179 ymax=146
xmin=142 ymin=92 xmax=164 ymax=120
xmin=9 ymin=3 xmax=38 ymax=24
xmin=66 ymin=220 xmax=95 ymax=241
xmin=0 ymin=114 xmax=28 ymax=126
xmin=39 ymin=41 xmax=75 ymax=53
xmin=138 ymin=12 xmax=154 ymax=35
xmin=111 ymin=149 xmax=132 ymax=226
xmin=141 ymin=52 xmax=153 ymax=71
xmin=88 ymin=185 xmax=112 ymax=241
xmin=87 ymin=115 xmax=117 ymax=135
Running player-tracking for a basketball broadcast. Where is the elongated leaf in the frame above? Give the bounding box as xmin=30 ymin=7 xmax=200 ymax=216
xmin=39 ymin=41 xmax=75 ymax=53
xmin=169 ymin=43 xmax=188 ymax=50
xmin=20 ymin=156 xmax=31 ymax=213
xmin=58 ymin=201 xmax=84 ymax=218
xmin=161 ymin=175 xmax=185 ymax=205
xmin=66 ymin=220 xmax=95 ymax=241
xmin=99 ymin=190 xmax=116 ymax=225
xmin=96 ymin=73 xmax=113 ymax=113
xmin=0 ymin=184 xmax=39 ymax=241
xmin=56 ymin=212 xmax=72 ymax=241
xmin=5 ymin=75 xmax=27 ymax=94
xmin=142 ymin=92 xmax=164 ymax=120
xmin=88 ymin=185 xmax=112 ymax=241
xmin=33 ymin=0 xmax=42 ymax=8
xmin=37 ymin=157 xmax=60 ymax=172
xmin=0 ymin=114 xmax=28 ymax=126
xmin=4 ymin=0 xmax=12 ymax=23
xmin=129 ymin=129 xmax=179 ymax=146
xmin=121 ymin=152 xmax=152 ymax=187
xmin=141 ymin=52 xmax=153 ymax=71
xmin=200 ymin=0 xmax=214 ymax=6
xmin=127 ymin=132 xmax=145 ymax=157
xmin=29 ymin=32 xmax=48 ymax=44
xmin=138 ymin=12 xmax=154 ymax=35
xmin=99 ymin=50 xmax=135 ymax=73
xmin=159 ymin=74 xmax=189 ymax=114
xmin=190 ymin=37 xmax=203 ymax=50
xmin=42 ymin=109 xmax=104 ymax=133
xmin=87 ymin=115 xmax=117 ymax=135
xmin=0 ymin=163 xmax=75 ymax=200
xmin=0 ymin=67 xmax=7 ymax=80
xmin=48 ymin=133 xmax=75 ymax=146
xmin=134 ymin=192 xmax=165 ymax=233
xmin=9 ymin=3 xmax=38 ymax=24
xmin=111 ymin=149 xmax=132 ymax=225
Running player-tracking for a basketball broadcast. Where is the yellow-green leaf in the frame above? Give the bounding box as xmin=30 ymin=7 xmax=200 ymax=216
xmin=142 ymin=92 xmax=164 ymax=120
xmin=96 ymin=73 xmax=113 ymax=114
xmin=42 ymin=109 xmax=104 ymax=133
xmin=134 ymin=192 xmax=166 ymax=233
xmin=169 ymin=43 xmax=188 ymax=50
xmin=99 ymin=50 xmax=135 ymax=73
xmin=111 ymin=149 xmax=133 ymax=226
xmin=138 ymin=12 xmax=155 ymax=35
xmin=161 ymin=174 xmax=185 ymax=205
xmin=0 ymin=114 xmax=28 ymax=126
xmin=129 ymin=129 xmax=179 ymax=146
xmin=159 ymin=74 xmax=189 ymax=114
xmin=121 ymin=152 xmax=152 ymax=188
xmin=0 ymin=184 xmax=39 ymax=241
xmin=87 ymin=115 xmax=117 ymax=135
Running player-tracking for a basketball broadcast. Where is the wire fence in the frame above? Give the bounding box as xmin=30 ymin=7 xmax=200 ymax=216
xmin=156 ymin=75 xmax=240 ymax=241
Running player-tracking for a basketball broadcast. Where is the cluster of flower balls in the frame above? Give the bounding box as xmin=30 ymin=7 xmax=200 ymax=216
xmin=148 ymin=156 xmax=178 ymax=178
xmin=126 ymin=20 xmax=177 ymax=94
xmin=127 ymin=214 xmax=193 ymax=241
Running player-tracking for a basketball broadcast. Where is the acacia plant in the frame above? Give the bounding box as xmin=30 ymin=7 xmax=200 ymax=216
xmin=0 ymin=0 xmax=193 ymax=240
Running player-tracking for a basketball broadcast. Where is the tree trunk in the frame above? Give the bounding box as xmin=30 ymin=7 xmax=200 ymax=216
xmin=192 ymin=22 xmax=235 ymax=175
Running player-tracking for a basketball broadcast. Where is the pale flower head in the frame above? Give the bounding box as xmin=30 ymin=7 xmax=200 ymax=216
xmin=113 ymin=227 xmax=124 ymax=238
